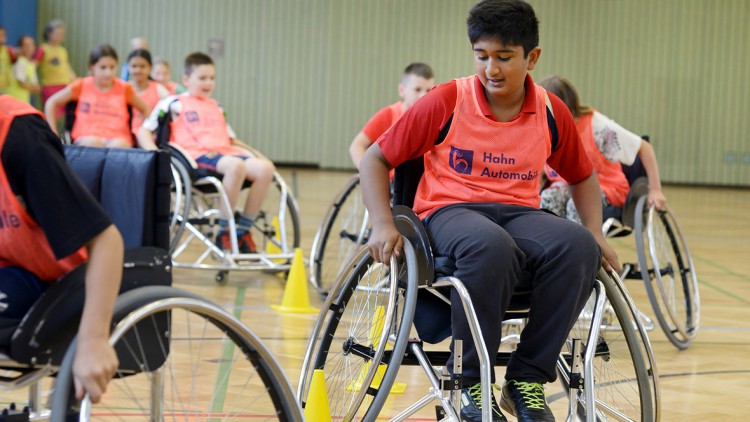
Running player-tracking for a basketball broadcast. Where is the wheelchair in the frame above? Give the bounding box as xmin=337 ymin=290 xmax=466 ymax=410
xmin=309 ymin=173 xmax=370 ymax=296
xmin=601 ymin=138 xmax=700 ymax=350
xmin=0 ymin=146 xmax=302 ymax=421
xmin=155 ymin=110 xmax=302 ymax=284
xmin=297 ymin=159 xmax=660 ymax=421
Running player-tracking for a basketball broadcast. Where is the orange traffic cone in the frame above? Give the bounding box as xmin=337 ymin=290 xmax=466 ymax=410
xmin=271 ymin=248 xmax=318 ymax=314
xmin=304 ymin=369 xmax=332 ymax=422
xmin=347 ymin=305 xmax=407 ymax=394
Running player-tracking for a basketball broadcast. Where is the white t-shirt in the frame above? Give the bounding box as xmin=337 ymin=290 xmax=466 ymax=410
xmin=591 ymin=110 xmax=642 ymax=166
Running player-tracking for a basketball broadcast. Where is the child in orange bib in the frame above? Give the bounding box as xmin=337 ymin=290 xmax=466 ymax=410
xmin=538 ymin=75 xmax=667 ymax=222
xmin=44 ymin=43 xmax=151 ymax=148
xmin=359 ymin=2 xmax=619 ymax=421
xmin=138 ymin=52 xmax=275 ymax=253
xmin=127 ymin=49 xmax=169 ymax=140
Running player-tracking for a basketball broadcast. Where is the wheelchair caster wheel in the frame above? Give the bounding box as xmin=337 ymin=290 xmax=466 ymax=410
xmin=216 ymin=270 xmax=229 ymax=285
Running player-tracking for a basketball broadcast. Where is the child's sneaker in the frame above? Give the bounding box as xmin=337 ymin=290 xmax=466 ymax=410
xmin=238 ymin=230 xmax=257 ymax=254
xmin=460 ymin=383 xmax=507 ymax=422
xmin=500 ymin=380 xmax=554 ymax=422
xmin=215 ymin=230 xmax=232 ymax=251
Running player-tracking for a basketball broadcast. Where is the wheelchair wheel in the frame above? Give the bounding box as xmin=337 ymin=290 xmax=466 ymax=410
xmin=253 ymin=171 xmax=301 ymax=259
xmin=309 ymin=174 xmax=369 ymax=295
xmin=558 ymin=270 xmax=658 ymax=421
xmin=50 ymin=286 xmax=302 ymax=421
xmin=168 ymin=159 xmax=192 ymax=254
xmin=635 ymin=196 xmax=700 ymax=349
xmin=298 ymin=242 xmax=418 ymax=421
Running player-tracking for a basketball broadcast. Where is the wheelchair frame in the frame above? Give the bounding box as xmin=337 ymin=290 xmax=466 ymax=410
xmin=0 ymin=146 xmax=303 ymax=420
xmin=298 ymin=205 xmax=660 ymax=421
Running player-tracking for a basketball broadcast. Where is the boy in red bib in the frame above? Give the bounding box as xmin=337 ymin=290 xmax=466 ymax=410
xmin=138 ymin=52 xmax=275 ymax=252
xmin=349 ymin=63 xmax=435 ymax=169
xmin=360 ymin=1 xmax=619 ymax=421
xmin=0 ymin=95 xmax=123 ymax=404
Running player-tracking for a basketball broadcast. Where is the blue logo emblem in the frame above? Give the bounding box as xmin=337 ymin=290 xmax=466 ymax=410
xmin=449 ymin=147 xmax=473 ymax=174
xmin=185 ymin=111 xmax=199 ymax=123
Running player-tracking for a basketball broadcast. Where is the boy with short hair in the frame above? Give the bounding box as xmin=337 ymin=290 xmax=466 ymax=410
xmin=138 ymin=52 xmax=275 ymax=253
xmin=349 ymin=62 xmax=435 ymax=169
xmin=359 ymin=1 xmax=619 ymax=421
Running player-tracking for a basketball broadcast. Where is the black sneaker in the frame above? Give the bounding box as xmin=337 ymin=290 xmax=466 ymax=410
xmin=460 ymin=383 xmax=507 ymax=422
xmin=500 ymin=380 xmax=554 ymax=422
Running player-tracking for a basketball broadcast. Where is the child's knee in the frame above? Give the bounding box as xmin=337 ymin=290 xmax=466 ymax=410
xmin=247 ymin=158 xmax=275 ymax=181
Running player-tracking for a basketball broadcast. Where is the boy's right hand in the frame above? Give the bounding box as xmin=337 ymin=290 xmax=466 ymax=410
xmin=367 ymin=222 xmax=403 ymax=264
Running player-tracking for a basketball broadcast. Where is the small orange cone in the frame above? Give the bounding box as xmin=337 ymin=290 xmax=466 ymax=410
xmin=347 ymin=305 xmax=407 ymax=394
xmin=271 ymin=248 xmax=318 ymax=314
xmin=304 ymin=369 xmax=332 ymax=422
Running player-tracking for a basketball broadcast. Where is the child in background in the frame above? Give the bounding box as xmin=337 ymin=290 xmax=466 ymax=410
xmin=127 ymin=49 xmax=169 ymax=138
xmin=0 ymin=27 xmax=12 ymax=94
xmin=138 ymin=52 xmax=274 ymax=253
xmin=538 ymin=75 xmax=667 ymax=221
xmin=37 ymin=19 xmax=76 ymax=114
xmin=45 ymin=44 xmax=150 ymax=148
xmin=7 ymin=36 xmax=40 ymax=103
xmin=349 ymin=62 xmax=435 ymax=169
xmin=151 ymin=57 xmax=185 ymax=95
xmin=119 ymin=37 xmax=149 ymax=81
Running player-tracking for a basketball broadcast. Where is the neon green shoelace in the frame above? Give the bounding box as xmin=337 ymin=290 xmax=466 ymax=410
xmin=466 ymin=383 xmax=503 ymax=414
xmin=512 ymin=381 xmax=547 ymax=410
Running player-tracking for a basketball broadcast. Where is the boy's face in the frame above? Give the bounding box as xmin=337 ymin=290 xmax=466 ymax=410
xmin=472 ymin=37 xmax=540 ymax=102
xmin=399 ymin=75 xmax=435 ymax=109
xmin=183 ymin=64 xmax=216 ymax=98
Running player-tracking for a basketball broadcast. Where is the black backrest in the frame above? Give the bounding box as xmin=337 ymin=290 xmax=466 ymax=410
xmin=63 ymin=146 xmax=172 ymax=250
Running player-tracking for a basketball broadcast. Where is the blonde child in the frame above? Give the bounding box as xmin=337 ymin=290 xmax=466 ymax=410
xmin=151 ymin=57 xmax=185 ymax=95
xmin=7 ymin=35 xmax=41 ymax=103
xmin=138 ymin=52 xmax=274 ymax=252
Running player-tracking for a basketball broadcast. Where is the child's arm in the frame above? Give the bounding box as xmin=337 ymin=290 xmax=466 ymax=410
xmin=73 ymin=224 xmax=123 ymax=403
xmin=137 ymin=127 xmax=158 ymax=150
xmin=569 ymin=173 xmax=620 ymax=273
xmin=349 ymin=132 xmax=372 ymax=170
xmin=360 ymin=144 xmax=402 ymax=264
xmin=636 ymin=141 xmax=667 ymax=209
xmin=130 ymin=95 xmax=152 ymax=122
xmin=44 ymin=85 xmax=73 ymax=135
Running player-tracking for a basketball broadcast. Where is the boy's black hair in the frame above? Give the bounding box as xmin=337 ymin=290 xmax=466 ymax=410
xmin=467 ymin=0 xmax=539 ymax=57
xmin=128 ymin=48 xmax=153 ymax=66
xmin=89 ymin=43 xmax=118 ymax=66
xmin=403 ymin=62 xmax=434 ymax=81
xmin=183 ymin=52 xmax=214 ymax=76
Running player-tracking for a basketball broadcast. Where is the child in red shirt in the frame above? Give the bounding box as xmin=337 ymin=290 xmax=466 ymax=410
xmin=349 ymin=63 xmax=435 ymax=169
xmin=359 ymin=1 xmax=618 ymax=421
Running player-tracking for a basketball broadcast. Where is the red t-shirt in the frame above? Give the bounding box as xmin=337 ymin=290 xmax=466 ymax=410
xmin=362 ymin=101 xmax=404 ymax=142
xmin=377 ymin=74 xmax=593 ymax=218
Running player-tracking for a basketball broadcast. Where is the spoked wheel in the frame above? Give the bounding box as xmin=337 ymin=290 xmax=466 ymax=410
xmin=557 ymin=270 xmax=658 ymax=421
xmin=298 ymin=241 xmax=418 ymax=422
xmin=51 ymin=286 xmax=302 ymax=421
xmin=309 ymin=174 xmax=370 ymax=296
xmin=168 ymin=159 xmax=192 ymax=254
xmin=635 ymin=196 xmax=700 ymax=349
xmin=253 ymin=172 xmax=301 ymax=260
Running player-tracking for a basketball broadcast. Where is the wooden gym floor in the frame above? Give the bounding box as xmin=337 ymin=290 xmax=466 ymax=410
xmin=174 ymin=167 xmax=750 ymax=421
